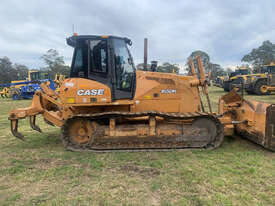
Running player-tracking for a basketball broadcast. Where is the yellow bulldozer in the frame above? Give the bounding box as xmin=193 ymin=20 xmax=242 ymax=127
xmin=8 ymin=34 xmax=275 ymax=152
xmin=223 ymin=67 xmax=250 ymax=92
xmin=223 ymin=66 xmax=268 ymax=93
xmin=245 ymin=62 xmax=275 ymax=95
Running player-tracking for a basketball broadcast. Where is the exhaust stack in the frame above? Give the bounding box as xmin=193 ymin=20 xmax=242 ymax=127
xmin=144 ymin=38 xmax=148 ymax=71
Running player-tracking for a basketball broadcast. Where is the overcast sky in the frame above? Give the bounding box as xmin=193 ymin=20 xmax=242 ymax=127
xmin=0 ymin=0 xmax=274 ymax=70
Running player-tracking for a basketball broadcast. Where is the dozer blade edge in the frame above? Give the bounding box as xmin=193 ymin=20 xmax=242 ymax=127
xmin=219 ymin=90 xmax=275 ymax=151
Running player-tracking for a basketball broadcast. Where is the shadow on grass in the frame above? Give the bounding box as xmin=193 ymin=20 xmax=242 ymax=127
xmin=4 ymin=126 xmax=272 ymax=161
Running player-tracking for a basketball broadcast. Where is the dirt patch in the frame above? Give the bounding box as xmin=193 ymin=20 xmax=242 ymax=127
xmin=29 ymin=158 xmax=80 ymax=171
xmin=39 ymin=158 xmax=52 ymax=164
xmin=119 ymin=164 xmax=161 ymax=177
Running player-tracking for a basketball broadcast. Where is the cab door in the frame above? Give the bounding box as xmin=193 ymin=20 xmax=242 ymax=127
xmin=111 ymin=38 xmax=136 ymax=100
xmin=70 ymin=38 xmax=113 ymax=89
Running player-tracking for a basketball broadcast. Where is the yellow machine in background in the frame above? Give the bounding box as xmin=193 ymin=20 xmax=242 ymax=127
xmin=245 ymin=62 xmax=275 ymax=95
xmin=0 ymin=87 xmax=10 ymax=98
xmin=11 ymin=70 xmax=49 ymax=85
xmin=54 ymin=73 xmax=66 ymax=93
xmin=223 ymin=66 xmax=268 ymax=92
xmin=214 ymin=76 xmax=225 ymax=87
xmin=223 ymin=67 xmax=250 ymax=91
xmin=0 ymin=70 xmax=50 ymax=98
xmin=0 ymin=71 xmax=66 ymax=99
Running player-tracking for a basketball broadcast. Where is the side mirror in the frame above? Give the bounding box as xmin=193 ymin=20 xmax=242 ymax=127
xmin=125 ymin=38 xmax=132 ymax=46
xmin=128 ymin=58 xmax=133 ymax=65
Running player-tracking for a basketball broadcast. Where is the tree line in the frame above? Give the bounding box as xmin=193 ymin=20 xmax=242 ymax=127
xmin=0 ymin=49 xmax=70 ymax=84
xmin=1 ymin=40 xmax=274 ymax=84
xmin=188 ymin=40 xmax=275 ymax=79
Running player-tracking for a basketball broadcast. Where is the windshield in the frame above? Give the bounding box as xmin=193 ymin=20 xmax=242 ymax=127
xmin=41 ymin=72 xmax=49 ymax=79
xmin=238 ymin=69 xmax=249 ymax=75
xmin=260 ymin=66 xmax=268 ymax=73
xmin=30 ymin=71 xmax=50 ymax=81
xmin=30 ymin=72 xmax=40 ymax=81
xmin=267 ymin=65 xmax=275 ymax=73
xmin=229 ymin=72 xmax=237 ymax=78
xmin=113 ymin=39 xmax=135 ymax=91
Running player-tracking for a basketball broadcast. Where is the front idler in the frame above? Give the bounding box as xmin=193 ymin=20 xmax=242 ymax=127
xmin=10 ymin=119 xmax=25 ymax=141
xmin=30 ymin=115 xmax=42 ymax=133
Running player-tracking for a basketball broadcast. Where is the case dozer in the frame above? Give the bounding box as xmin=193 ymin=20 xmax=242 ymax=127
xmin=8 ymin=35 xmax=275 ymax=152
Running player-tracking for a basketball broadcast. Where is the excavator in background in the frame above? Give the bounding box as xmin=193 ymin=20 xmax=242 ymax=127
xmin=245 ymin=62 xmax=275 ymax=95
xmin=8 ymin=34 xmax=275 ymax=152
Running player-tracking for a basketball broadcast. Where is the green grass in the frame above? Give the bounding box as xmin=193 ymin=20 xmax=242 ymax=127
xmin=0 ymin=87 xmax=274 ymax=205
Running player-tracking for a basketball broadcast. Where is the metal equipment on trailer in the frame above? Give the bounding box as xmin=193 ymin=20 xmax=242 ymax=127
xmin=0 ymin=70 xmax=56 ymax=100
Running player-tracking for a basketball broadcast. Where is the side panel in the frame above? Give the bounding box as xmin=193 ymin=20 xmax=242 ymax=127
xmin=60 ymin=78 xmax=112 ymax=104
xmin=131 ymin=71 xmax=201 ymax=113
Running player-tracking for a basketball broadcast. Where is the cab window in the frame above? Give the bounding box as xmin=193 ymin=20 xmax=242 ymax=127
xmin=113 ymin=39 xmax=134 ymax=91
xmin=268 ymin=66 xmax=275 ymax=73
xmin=41 ymin=72 xmax=49 ymax=79
xmin=71 ymin=47 xmax=86 ymax=78
xmin=75 ymin=48 xmax=83 ymax=69
xmin=73 ymin=48 xmax=83 ymax=72
xmin=30 ymin=72 xmax=40 ymax=81
xmin=89 ymin=40 xmax=107 ymax=73
xmin=261 ymin=66 xmax=268 ymax=73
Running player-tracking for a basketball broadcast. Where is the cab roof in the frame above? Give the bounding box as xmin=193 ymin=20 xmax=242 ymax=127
xmin=66 ymin=35 xmax=132 ymax=47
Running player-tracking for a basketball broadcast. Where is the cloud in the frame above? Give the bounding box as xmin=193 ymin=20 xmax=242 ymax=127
xmin=0 ymin=0 xmax=274 ymax=69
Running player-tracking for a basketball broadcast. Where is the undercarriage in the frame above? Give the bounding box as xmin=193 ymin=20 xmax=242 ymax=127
xmin=61 ymin=111 xmax=224 ymax=151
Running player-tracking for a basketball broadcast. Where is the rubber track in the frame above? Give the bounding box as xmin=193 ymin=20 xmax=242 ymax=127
xmin=61 ymin=111 xmax=224 ymax=152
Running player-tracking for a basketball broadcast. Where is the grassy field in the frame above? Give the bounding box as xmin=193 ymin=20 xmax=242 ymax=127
xmin=0 ymin=86 xmax=274 ymax=206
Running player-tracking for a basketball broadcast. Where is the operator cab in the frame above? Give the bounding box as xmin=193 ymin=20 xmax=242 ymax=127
xmin=29 ymin=71 xmax=50 ymax=81
xmin=66 ymin=35 xmax=136 ymax=100
xmin=263 ymin=64 xmax=275 ymax=86
xmin=262 ymin=65 xmax=275 ymax=73
xmin=235 ymin=69 xmax=249 ymax=76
